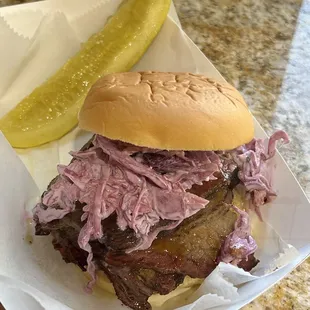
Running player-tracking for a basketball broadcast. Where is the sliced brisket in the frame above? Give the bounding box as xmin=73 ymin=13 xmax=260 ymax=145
xmin=104 ymin=192 xmax=238 ymax=279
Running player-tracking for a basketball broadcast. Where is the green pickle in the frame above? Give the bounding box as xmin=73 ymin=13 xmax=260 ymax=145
xmin=0 ymin=0 xmax=171 ymax=148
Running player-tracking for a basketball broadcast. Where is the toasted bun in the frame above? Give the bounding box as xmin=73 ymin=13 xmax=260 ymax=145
xmin=94 ymin=271 xmax=202 ymax=309
xmin=79 ymin=72 xmax=254 ymax=150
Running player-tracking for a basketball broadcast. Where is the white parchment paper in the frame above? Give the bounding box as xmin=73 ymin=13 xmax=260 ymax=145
xmin=0 ymin=1 xmax=309 ymax=309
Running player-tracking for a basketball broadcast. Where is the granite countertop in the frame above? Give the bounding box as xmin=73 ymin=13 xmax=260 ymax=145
xmin=0 ymin=0 xmax=310 ymax=309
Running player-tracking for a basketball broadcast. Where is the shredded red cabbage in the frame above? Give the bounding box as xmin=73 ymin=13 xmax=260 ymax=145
xmin=33 ymin=135 xmax=220 ymax=286
xmin=229 ymin=130 xmax=289 ymax=219
xmin=217 ymin=130 xmax=289 ymax=266
xmin=218 ymin=205 xmax=257 ymax=265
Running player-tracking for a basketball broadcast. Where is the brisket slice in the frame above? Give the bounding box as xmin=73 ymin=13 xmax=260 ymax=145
xmin=36 ymin=203 xmax=185 ymax=310
xmin=104 ymin=192 xmax=238 ymax=279
xmin=105 ymin=186 xmax=258 ymax=279
xmin=100 ymin=263 xmax=185 ymax=310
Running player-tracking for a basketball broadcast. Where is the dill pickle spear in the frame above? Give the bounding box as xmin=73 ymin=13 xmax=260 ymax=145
xmin=0 ymin=0 xmax=171 ymax=148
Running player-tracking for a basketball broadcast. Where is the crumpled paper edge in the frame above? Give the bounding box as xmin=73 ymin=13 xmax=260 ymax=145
xmin=0 ymin=9 xmax=47 ymax=39
xmin=252 ymin=243 xmax=300 ymax=278
xmin=70 ymin=0 xmax=122 ymax=42
xmin=0 ymin=15 xmax=33 ymax=97
xmin=0 ymin=0 xmax=117 ymax=41
xmin=0 ymin=13 xmax=30 ymax=39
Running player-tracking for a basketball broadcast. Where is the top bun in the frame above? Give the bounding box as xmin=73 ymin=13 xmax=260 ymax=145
xmin=79 ymin=72 xmax=254 ymax=150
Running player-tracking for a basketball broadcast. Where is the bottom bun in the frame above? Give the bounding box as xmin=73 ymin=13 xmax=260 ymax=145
xmin=94 ymin=271 xmax=203 ymax=309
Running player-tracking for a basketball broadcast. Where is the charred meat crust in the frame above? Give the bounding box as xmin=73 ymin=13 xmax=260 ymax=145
xmin=104 ymin=200 xmax=238 ymax=279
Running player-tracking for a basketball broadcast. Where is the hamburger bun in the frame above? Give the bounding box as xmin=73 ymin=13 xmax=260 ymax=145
xmin=79 ymin=71 xmax=254 ymax=151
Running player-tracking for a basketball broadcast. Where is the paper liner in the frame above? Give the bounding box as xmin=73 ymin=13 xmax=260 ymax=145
xmin=45 ymin=0 xmax=106 ymax=20
xmin=0 ymin=9 xmax=46 ymax=38
xmin=0 ymin=275 xmax=70 ymax=310
xmin=70 ymin=0 xmax=123 ymax=42
xmin=0 ymin=16 xmax=32 ymax=97
xmin=0 ymin=11 xmax=80 ymax=117
xmin=133 ymin=17 xmax=198 ymax=73
xmin=0 ymin=1 xmax=308 ymax=309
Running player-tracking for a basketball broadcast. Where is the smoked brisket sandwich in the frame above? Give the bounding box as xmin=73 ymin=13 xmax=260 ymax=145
xmin=33 ymin=72 xmax=288 ymax=310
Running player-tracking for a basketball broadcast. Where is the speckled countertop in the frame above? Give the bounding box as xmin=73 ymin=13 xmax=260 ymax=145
xmin=1 ymin=0 xmax=310 ymax=309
